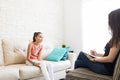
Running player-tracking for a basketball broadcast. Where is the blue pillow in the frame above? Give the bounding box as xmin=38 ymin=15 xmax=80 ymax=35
xmin=46 ymin=47 xmax=69 ymax=62
xmin=61 ymin=46 xmax=70 ymax=61
xmin=61 ymin=52 xmax=68 ymax=61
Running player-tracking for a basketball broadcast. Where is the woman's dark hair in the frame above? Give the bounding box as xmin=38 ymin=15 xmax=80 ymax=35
xmin=33 ymin=32 xmax=42 ymax=42
xmin=109 ymin=8 xmax=120 ymax=47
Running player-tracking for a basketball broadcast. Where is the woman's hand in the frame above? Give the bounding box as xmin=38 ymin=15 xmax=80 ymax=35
xmin=89 ymin=57 xmax=95 ymax=62
xmin=90 ymin=50 xmax=97 ymax=56
xmin=84 ymin=53 xmax=95 ymax=62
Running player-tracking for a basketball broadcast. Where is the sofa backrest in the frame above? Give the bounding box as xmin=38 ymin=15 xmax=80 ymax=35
xmin=113 ymin=53 xmax=120 ymax=80
xmin=2 ymin=38 xmax=29 ymax=65
xmin=41 ymin=41 xmax=54 ymax=60
xmin=0 ymin=37 xmax=54 ymax=66
xmin=0 ymin=37 xmax=54 ymax=65
xmin=0 ymin=40 xmax=4 ymax=66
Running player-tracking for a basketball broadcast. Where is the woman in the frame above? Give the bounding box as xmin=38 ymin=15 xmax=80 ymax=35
xmin=75 ymin=8 xmax=120 ymax=76
xmin=26 ymin=32 xmax=54 ymax=80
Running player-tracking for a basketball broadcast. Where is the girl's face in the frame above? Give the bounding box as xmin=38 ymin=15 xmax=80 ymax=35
xmin=35 ymin=33 xmax=43 ymax=43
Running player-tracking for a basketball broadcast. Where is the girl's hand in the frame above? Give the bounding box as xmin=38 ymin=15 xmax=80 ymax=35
xmin=34 ymin=62 xmax=40 ymax=67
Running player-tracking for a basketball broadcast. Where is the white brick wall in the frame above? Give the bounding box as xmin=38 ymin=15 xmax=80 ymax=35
xmin=0 ymin=0 xmax=64 ymax=47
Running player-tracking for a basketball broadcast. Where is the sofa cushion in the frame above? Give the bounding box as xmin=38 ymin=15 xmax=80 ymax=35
xmin=2 ymin=38 xmax=29 ymax=65
xmin=20 ymin=66 xmax=41 ymax=79
xmin=44 ymin=60 xmax=71 ymax=72
xmin=0 ymin=40 xmax=4 ymax=66
xmin=0 ymin=66 xmax=19 ymax=80
xmin=8 ymin=64 xmax=41 ymax=79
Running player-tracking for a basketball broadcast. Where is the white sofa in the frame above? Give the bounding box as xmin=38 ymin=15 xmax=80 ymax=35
xmin=0 ymin=37 xmax=76 ymax=80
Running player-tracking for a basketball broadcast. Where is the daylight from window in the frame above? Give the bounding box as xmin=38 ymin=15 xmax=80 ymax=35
xmin=82 ymin=0 xmax=120 ymax=53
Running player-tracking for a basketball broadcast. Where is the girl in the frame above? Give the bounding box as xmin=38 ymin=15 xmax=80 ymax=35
xmin=26 ymin=32 xmax=54 ymax=80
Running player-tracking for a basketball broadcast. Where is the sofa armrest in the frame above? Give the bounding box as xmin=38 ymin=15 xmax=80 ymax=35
xmin=67 ymin=52 xmax=77 ymax=70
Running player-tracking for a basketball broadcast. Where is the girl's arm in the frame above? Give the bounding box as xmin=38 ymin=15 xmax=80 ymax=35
xmin=27 ymin=43 xmax=34 ymax=64
xmin=38 ymin=45 xmax=43 ymax=60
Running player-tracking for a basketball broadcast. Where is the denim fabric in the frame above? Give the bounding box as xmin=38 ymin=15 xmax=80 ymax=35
xmin=75 ymin=52 xmax=111 ymax=75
